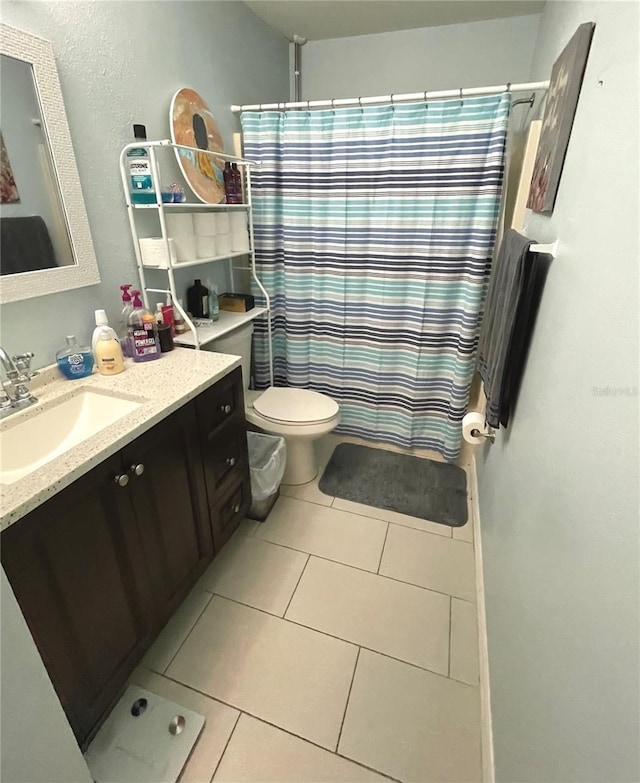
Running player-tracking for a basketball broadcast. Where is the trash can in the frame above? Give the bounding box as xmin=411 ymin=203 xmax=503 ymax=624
xmin=247 ymin=432 xmax=287 ymax=521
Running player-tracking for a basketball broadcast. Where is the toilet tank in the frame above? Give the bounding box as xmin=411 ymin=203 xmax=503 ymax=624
xmin=203 ymin=322 xmax=253 ymax=391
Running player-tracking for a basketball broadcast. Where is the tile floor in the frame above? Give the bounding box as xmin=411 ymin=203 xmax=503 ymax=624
xmin=133 ymin=434 xmax=481 ymax=782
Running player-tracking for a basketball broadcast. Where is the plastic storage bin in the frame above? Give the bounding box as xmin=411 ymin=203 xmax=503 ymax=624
xmin=247 ymin=432 xmax=287 ymax=521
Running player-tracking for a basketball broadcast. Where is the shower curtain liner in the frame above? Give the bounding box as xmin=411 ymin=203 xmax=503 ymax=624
xmin=242 ymin=93 xmax=510 ymax=460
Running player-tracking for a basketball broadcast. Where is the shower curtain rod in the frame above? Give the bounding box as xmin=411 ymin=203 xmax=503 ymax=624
xmin=231 ymin=80 xmax=549 ymax=112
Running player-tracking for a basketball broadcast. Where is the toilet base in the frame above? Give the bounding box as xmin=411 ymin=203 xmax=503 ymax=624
xmin=282 ymin=438 xmax=318 ymax=485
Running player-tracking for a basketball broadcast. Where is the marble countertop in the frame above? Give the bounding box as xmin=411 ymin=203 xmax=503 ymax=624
xmin=0 ymin=348 xmax=241 ymax=531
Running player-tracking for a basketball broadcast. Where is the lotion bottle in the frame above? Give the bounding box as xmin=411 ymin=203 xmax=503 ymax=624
xmin=94 ymin=328 xmax=125 ymax=375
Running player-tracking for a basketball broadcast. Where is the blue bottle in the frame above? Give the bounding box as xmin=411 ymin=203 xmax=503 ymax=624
xmin=56 ymin=335 xmax=94 ymax=379
xmin=127 ymin=124 xmax=156 ymax=205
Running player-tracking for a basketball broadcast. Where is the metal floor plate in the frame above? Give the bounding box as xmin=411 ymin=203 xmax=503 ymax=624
xmin=84 ymin=685 xmax=205 ymax=783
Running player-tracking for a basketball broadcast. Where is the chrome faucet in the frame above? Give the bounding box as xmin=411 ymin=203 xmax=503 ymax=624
xmin=0 ymin=348 xmax=38 ymax=418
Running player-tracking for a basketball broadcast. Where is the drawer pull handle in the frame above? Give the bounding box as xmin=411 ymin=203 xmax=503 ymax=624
xmin=220 ymin=404 xmax=232 ymax=415
xmin=114 ymin=473 xmax=129 ymax=487
xmin=226 ymin=456 xmax=236 ymax=467
xmin=131 ymin=463 xmax=145 ymax=477
xmin=232 ymin=503 xmax=240 ymax=514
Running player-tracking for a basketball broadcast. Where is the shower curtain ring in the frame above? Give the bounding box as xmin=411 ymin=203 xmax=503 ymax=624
xmin=390 ymin=93 xmax=396 ymax=105
xmin=424 ymin=90 xmax=428 ymax=109
xmin=358 ymin=96 xmax=363 ymax=112
xmin=306 ymin=99 xmax=311 ymax=111
xmin=506 ymin=82 xmax=512 ymax=93
xmin=331 ymin=97 xmax=336 ymax=115
xmin=459 ymin=87 xmax=463 ymax=107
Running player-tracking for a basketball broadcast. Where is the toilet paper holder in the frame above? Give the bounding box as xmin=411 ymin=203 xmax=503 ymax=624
xmin=470 ymin=427 xmax=495 ymax=443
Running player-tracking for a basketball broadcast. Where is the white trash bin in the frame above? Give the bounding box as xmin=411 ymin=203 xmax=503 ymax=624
xmin=247 ymin=432 xmax=287 ymax=521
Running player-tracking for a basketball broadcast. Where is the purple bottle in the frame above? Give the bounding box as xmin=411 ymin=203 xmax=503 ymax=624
xmin=128 ymin=290 xmax=160 ymax=362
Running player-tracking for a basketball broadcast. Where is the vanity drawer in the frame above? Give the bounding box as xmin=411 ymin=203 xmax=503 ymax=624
xmin=204 ymin=421 xmax=248 ymax=490
xmin=211 ymin=475 xmax=251 ymax=550
xmin=196 ymin=367 xmax=244 ymax=437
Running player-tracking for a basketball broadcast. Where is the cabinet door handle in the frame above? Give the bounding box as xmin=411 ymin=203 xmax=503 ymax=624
xmin=232 ymin=503 xmax=241 ymax=514
xmin=220 ymin=404 xmax=232 ymax=415
xmin=225 ymin=456 xmax=236 ymax=467
xmin=114 ymin=472 xmax=130 ymax=487
xmin=131 ymin=463 xmax=145 ymax=477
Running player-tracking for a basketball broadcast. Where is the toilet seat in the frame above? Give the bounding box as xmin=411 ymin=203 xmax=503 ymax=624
xmin=252 ymin=387 xmax=339 ymax=426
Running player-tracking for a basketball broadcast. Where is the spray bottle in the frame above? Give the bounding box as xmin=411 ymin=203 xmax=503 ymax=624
xmin=128 ymin=290 xmax=160 ymax=362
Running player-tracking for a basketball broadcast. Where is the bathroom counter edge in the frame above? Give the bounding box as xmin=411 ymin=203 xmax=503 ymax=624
xmin=0 ymin=349 xmax=241 ymax=531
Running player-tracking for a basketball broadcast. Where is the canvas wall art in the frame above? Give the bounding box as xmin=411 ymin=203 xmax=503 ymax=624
xmin=1 ymin=131 xmax=20 ymax=203
xmin=527 ymin=22 xmax=595 ymax=215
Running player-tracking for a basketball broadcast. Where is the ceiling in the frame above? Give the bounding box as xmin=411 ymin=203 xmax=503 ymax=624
xmin=244 ymin=1 xmax=545 ymax=41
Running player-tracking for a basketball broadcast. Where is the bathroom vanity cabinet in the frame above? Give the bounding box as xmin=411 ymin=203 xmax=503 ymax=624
xmin=1 ymin=367 xmax=249 ymax=749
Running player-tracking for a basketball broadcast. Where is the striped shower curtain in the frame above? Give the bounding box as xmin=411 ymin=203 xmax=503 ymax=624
xmin=242 ymin=94 xmax=509 ymax=460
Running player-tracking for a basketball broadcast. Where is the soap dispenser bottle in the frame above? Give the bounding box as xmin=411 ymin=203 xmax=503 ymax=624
xmin=56 ymin=335 xmax=94 ymax=379
xmin=128 ymin=290 xmax=160 ymax=362
xmin=119 ymin=284 xmax=134 ymax=357
xmin=94 ymin=328 xmax=125 ymax=375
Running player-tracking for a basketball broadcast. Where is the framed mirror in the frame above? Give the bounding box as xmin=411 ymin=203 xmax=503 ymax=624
xmin=0 ymin=24 xmax=100 ymax=303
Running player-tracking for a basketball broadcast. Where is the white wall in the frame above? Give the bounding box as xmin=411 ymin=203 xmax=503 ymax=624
xmin=477 ymin=2 xmax=640 ymax=780
xmin=1 ymin=568 xmax=93 ymax=783
xmin=0 ymin=0 xmax=289 ymax=368
xmin=301 ymin=14 xmax=541 ymax=100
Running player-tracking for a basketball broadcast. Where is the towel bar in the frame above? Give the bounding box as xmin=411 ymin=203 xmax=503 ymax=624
xmin=530 ymin=239 xmax=559 ymax=257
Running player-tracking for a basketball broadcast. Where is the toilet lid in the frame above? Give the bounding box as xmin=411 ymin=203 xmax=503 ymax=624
xmin=253 ymin=387 xmax=339 ymax=425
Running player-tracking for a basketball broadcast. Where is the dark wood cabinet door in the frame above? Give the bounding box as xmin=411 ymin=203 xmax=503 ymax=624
xmin=1 ymin=452 xmax=155 ymax=748
xmin=196 ymin=367 xmax=251 ymax=551
xmin=123 ymin=402 xmax=213 ymax=626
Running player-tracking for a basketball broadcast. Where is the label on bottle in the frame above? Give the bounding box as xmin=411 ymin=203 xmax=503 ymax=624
xmin=129 ymin=157 xmax=153 ymax=191
xmin=132 ymin=322 xmax=158 ymax=357
xmin=202 ymin=294 xmax=209 ymax=317
xmin=67 ymin=353 xmax=88 ymax=375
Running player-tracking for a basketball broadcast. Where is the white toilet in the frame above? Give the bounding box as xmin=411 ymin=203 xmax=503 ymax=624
xmin=205 ymin=323 xmax=340 ymax=485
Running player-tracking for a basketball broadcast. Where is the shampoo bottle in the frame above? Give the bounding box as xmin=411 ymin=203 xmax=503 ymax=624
xmin=128 ymin=290 xmax=160 ymax=362
xmin=56 ymin=335 xmax=94 ymax=379
xmin=94 ymin=328 xmax=125 ymax=375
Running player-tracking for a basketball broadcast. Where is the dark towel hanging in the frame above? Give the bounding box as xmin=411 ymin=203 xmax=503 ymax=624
xmin=477 ymin=228 xmax=550 ymax=428
xmin=0 ymin=215 xmax=58 ymax=275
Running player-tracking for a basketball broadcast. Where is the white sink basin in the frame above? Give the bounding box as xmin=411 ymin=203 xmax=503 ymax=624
xmin=0 ymin=389 xmax=143 ymax=485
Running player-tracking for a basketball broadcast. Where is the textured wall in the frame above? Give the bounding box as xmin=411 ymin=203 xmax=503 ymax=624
xmin=476 ymin=2 xmax=640 ymax=780
xmin=0 ymin=1 xmax=289 ymax=367
xmin=301 ymin=14 xmax=541 ymax=100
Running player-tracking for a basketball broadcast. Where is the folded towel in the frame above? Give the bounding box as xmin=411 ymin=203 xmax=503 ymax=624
xmin=477 ymin=228 xmax=548 ymax=428
xmin=1 ymin=215 xmax=58 ymax=275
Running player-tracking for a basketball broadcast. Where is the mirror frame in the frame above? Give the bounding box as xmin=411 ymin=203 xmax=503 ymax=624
xmin=0 ymin=24 xmax=100 ymax=303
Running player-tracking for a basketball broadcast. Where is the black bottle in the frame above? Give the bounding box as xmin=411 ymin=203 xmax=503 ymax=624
xmin=186 ymin=279 xmax=210 ymax=318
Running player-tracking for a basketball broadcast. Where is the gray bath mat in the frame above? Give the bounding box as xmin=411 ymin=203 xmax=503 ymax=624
xmin=319 ymin=443 xmax=468 ymax=527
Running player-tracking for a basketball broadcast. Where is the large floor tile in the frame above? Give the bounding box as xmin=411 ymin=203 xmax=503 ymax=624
xmin=287 ymin=557 xmax=450 ymax=674
xmin=129 ymin=667 xmax=239 ymax=783
xmin=380 ymin=524 xmax=475 ymax=601
xmin=339 ymin=650 xmax=482 ymax=783
xmin=142 ymin=589 xmax=212 ymax=673
xmin=450 ymin=598 xmax=479 ymax=685
xmin=281 ymin=479 xmax=334 ymax=506
xmin=166 ymin=595 xmax=357 ymax=750
xmin=331 ymin=496 xmax=452 ymax=538
xmin=255 ymin=496 xmax=387 ymax=572
xmin=198 ymin=534 xmax=308 ymax=616
xmin=214 ymin=714 xmax=389 ymax=782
